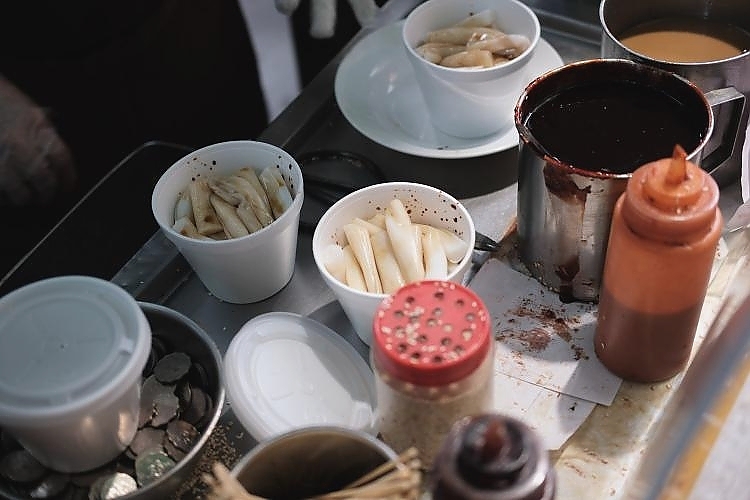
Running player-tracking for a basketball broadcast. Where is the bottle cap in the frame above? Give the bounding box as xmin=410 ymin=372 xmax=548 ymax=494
xmin=432 ymin=414 xmax=555 ymax=500
xmin=641 ymin=145 xmax=704 ymax=211
xmin=372 ymin=280 xmax=491 ymax=387
xmin=624 ymin=144 xmax=720 ymax=242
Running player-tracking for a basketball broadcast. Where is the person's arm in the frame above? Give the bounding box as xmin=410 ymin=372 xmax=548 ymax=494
xmin=0 ymin=75 xmax=75 ymax=206
xmin=275 ymin=0 xmax=379 ymax=38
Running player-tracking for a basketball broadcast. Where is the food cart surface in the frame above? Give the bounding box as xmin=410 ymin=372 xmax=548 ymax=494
xmin=2 ymin=0 xmax=749 ymax=498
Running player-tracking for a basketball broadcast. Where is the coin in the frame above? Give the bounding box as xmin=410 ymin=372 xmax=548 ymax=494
xmin=181 ymin=386 xmax=207 ymax=427
xmin=165 ymin=421 xmax=199 ymax=453
xmin=150 ymin=392 xmax=180 ymax=428
xmin=197 ymin=391 xmax=215 ymax=429
xmin=134 ymin=449 xmax=175 ymax=487
xmin=128 ymin=428 xmax=165 ymax=457
xmin=153 ymin=352 xmax=191 ymax=384
xmin=188 ymin=361 xmax=209 ymax=389
xmin=176 ymin=380 xmax=192 ymax=411
xmin=29 ymin=473 xmax=69 ymax=499
xmin=98 ymin=472 xmax=137 ymax=499
xmin=162 ymin=440 xmax=187 ymax=463
xmin=139 ymin=375 xmax=176 ymax=429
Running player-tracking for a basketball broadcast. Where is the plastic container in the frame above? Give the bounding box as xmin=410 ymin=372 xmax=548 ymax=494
xmin=0 ymin=276 xmax=151 ymax=473
xmin=594 ymin=145 xmax=723 ymax=382
xmin=430 ymin=413 xmax=556 ymax=500
xmin=223 ymin=312 xmax=377 ymax=442
xmin=151 ymin=140 xmax=304 ymax=304
xmin=371 ymin=280 xmax=494 ymax=468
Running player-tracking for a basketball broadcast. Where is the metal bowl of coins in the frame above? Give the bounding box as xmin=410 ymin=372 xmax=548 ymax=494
xmin=0 ymin=302 xmax=225 ymax=500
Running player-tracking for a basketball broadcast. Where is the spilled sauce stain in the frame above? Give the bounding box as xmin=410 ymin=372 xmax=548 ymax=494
xmin=498 ymin=299 xmax=589 ymax=360
xmin=542 ymin=164 xmax=591 ymax=203
xmin=542 ymin=165 xmax=591 ymax=302
xmin=497 ymin=327 xmax=551 ymax=352
xmin=555 ymin=257 xmax=580 ymax=304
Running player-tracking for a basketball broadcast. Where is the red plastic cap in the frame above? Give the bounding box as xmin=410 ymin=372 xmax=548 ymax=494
xmin=372 ymin=280 xmax=491 ymax=386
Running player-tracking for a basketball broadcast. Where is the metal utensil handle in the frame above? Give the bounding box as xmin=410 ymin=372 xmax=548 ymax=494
xmin=703 ymin=86 xmax=746 ymax=176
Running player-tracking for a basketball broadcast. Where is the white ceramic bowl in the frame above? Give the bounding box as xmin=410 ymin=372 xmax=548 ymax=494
xmin=312 ymin=182 xmax=476 ymax=346
xmin=403 ymin=0 xmax=540 ymax=138
xmin=151 ymin=141 xmax=304 ymax=304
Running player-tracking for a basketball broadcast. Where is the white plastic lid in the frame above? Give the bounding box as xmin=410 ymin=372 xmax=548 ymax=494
xmin=0 ymin=276 xmax=151 ymax=423
xmin=224 ymin=312 xmax=377 ymax=442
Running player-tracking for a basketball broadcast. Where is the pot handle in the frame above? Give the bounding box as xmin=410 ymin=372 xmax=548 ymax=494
xmin=703 ymin=86 xmax=746 ymax=176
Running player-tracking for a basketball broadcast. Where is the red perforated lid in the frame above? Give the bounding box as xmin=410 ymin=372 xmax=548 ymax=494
xmin=372 ymin=280 xmax=491 ymax=387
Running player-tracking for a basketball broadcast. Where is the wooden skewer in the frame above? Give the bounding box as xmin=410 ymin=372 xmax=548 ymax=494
xmin=315 ymin=470 xmax=419 ymax=499
xmin=341 ymin=447 xmax=419 ymax=489
xmin=203 ymin=447 xmax=422 ymax=500
xmin=313 ymin=448 xmax=421 ymax=500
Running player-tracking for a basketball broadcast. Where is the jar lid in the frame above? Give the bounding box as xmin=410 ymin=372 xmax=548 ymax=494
xmin=372 ymin=280 xmax=491 ymax=386
xmin=0 ymin=276 xmax=151 ymax=423
xmin=223 ymin=312 xmax=377 ymax=442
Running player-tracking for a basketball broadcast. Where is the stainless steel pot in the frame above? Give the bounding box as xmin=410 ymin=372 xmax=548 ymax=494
xmin=232 ymin=426 xmax=397 ymax=498
xmin=514 ymin=59 xmax=743 ymax=303
xmin=599 ymin=0 xmax=750 ymax=187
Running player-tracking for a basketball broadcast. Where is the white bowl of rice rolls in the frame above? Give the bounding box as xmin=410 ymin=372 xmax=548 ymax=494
xmin=402 ymin=0 xmax=540 ymax=138
xmin=152 ymin=140 xmax=303 ymax=303
xmin=312 ymin=182 xmax=475 ymax=346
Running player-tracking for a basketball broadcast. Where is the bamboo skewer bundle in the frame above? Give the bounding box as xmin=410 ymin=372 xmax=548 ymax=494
xmin=203 ymin=447 xmax=421 ymax=500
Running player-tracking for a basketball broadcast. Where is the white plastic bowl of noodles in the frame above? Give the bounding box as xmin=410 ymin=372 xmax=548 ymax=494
xmin=151 ymin=140 xmax=304 ymax=304
xmin=312 ymin=182 xmax=476 ymax=346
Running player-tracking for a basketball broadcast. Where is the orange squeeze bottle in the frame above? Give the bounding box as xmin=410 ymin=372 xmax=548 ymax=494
xmin=594 ymin=145 xmax=722 ymax=382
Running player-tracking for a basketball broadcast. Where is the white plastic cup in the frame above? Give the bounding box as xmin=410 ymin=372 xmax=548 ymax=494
xmin=312 ymin=182 xmax=476 ymax=346
xmin=151 ymin=141 xmax=304 ymax=304
xmin=402 ymin=0 xmax=540 ymax=138
xmin=0 ymin=276 xmax=151 ymax=473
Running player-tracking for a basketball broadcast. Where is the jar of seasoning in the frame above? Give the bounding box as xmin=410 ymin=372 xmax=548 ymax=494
xmin=594 ymin=145 xmax=723 ymax=382
xmin=371 ymin=280 xmax=494 ymax=468
xmin=430 ymin=413 xmax=556 ymax=500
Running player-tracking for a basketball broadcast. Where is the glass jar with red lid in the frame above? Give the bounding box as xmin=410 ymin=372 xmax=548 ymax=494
xmin=371 ymin=280 xmax=495 ymax=468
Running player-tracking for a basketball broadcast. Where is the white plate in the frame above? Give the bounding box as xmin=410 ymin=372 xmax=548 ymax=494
xmin=335 ymin=22 xmax=565 ymax=159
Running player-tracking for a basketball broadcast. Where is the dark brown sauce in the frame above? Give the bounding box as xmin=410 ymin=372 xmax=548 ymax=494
xmin=594 ymin=287 xmax=702 ymax=382
xmin=524 ymin=81 xmax=705 ymax=174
